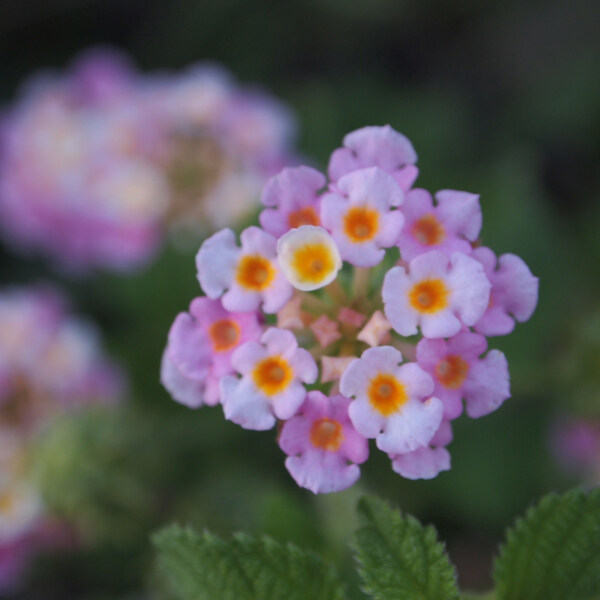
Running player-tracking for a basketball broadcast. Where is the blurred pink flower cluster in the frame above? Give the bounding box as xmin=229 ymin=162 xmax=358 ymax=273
xmin=0 ymin=50 xmax=296 ymax=272
xmin=0 ymin=284 xmax=124 ymax=588
xmin=162 ymin=125 xmax=539 ymax=494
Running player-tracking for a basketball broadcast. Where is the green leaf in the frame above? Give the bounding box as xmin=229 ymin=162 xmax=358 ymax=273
xmin=153 ymin=525 xmax=347 ymax=600
xmin=354 ymin=496 xmax=459 ymax=600
xmin=494 ymin=488 xmax=600 ymax=600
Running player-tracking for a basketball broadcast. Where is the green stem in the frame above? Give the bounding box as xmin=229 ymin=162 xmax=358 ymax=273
xmin=352 ymin=267 xmax=370 ymax=299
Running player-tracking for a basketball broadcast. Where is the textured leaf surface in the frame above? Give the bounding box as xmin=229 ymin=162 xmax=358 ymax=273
xmin=153 ymin=525 xmax=347 ymax=600
xmin=494 ymin=488 xmax=600 ymax=600
xmin=354 ymin=496 xmax=459 ymax=600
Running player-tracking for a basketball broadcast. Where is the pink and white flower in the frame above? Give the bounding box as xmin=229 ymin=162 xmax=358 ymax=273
xmin=259 ymin=166 xmax=326 ymax=237
xmin=220 ymin=328 xmax=318 ymax=430
xmin=471 ymin=247 xmax=539 ymax=336
xmin=416 ymin=330 xmax=510 ymax=419
xmin=382 ymin=250 xmax=491 ymax=338
xmin=161 ymin=297 xmax=263 ymax=407
xmin=279 ymin=391 xmax=368 ymax=494
xmin=340 ymin=346 xmax=443 ymax=454
xmin=328 ymin=125 xmax=419 ymax=192
xmin=397 ymin=188 xmax=481 ymax=261
xmin=321 ymin=167 xmax=405 ymax=267
xmin=196 ymin=227 xmax=293 ymax=313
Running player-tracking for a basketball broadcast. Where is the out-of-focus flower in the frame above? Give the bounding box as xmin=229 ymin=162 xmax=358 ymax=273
xmin=0 ymin=50 xmax=297 ymax=272
xmin=0 ymin=285 xmax=124 ymax=428
xmin=0 ymin=285 xmax=124 ymax=589
xmin=551 ymin=417 xmax=600 ymax=487
xmin=162 ymin=124 xmax=539 ymax=493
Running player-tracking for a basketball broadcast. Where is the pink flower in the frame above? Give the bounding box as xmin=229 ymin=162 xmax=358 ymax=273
xmin=416 ymin=330 xmax=510 ymax=419
xmin=196 ymin=227 xmax=293 ymax=313
xmin=382 ymin=250 xmax=490 ymax=338
xmin=259 ymin=166 xmax=326 ymax=238
xmin=389 ymin=418 xmax=453 ymax=480
xmin=397 ymin=188 xmax=481 ymax=261
xmin=471 ymin=247 xmax=539 ymax=336
xmin=340 ymin=346 xmax=443 ymax=454
xmin=220 ymin=328 xmax=318 ymax=430
xmin=161 ymin=297 xmax=263 ymax=407
xmin=321 ymin=167 xmax=405 ymax=267
xmin=279 ymin=391 xmax=368 ymax=493
xmin=0 ymin=285 xmax=124 ymax=428
xmin=328 ymin=125 xmax=419 ymax=192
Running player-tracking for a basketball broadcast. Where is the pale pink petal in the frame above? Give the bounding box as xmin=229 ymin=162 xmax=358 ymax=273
xmin=390 ymin=446 xmax=451 ymax=480
xmin=376 ymin=397 xmax=444 ymax=454
xmin=435 ymin=190 xmax=482 ymax=241
xmin=285 ymin=453 xmax=360 ymax=494
xmin=337 ymin=167 xmax=404 ymax=209
xmin=382 ymin=266 xmax=419 ymax=336
xmin=166 ymin=312 xmax=211 ymax=379
xmin=396 ymin=362 xmax=434 ymax=399
xmin=348 ymin=398 xmax=386 ymax=438
xmin=288 ymin=348 xmax=318 ymax=384
xmin=448 ymin=252 xmax=490 ymax=326
xmin=271 ymin=381 xmax=307 ymax=420
xmin=230 ymin=341 xmax=267 ymax=374
xmin=463 ymin=349 xmax=510 ymax=418
xmin=160 ymin=351 xmax=205 ymax=409
xmin=195 ymin=228 xmax=239 ymax=298
xmin=220 ymin=376 xmax=276 ymax=430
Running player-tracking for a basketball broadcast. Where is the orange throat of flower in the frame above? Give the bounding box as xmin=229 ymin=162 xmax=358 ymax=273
xmin=252 ymin=356 xmax=293 ymax=396
xmin=367 ymin=373 xmax=408 ymax=416
xmin=310 ymin=418 xmax=344 ymax=451
xmin=408 ymin=278 xmax=449 ymax=314
xmin=236 ymin=254 xmax=275 ymax=291
xmin=435 ymin=355 xmax=469 ymax=389
xmin=288 ymin=206 xmax=320 ymax=229
xmin=209 ymin=319 xmax=241 ymax=352
xmin=343 ymin=206 xmax=379 ymax=243
xmin=412 ymin=214 xmax=445 ymax=246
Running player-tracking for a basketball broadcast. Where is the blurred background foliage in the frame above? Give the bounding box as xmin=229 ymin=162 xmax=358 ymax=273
xmin=0 ymin=0 xmax=599 ymax=597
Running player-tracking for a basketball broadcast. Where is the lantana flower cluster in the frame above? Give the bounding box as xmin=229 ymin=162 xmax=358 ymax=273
xmin=0 ymin=50 xmax=295 ymax=272
xmin=162 ymin=125 xmax=539 ymax=494
xmin=0 ymin=285 xmax=124 ymax=588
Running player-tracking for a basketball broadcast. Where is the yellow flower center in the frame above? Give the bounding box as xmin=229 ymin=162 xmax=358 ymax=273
xmin=435 ymin=355 xmax=469 ymax=389
xmin=412 ymin=214 xmax=445 ymax=246
xmin=208 ymin=319 xmax=240 ymax=352
xmin=290 ymin=243 xmax=337 ymax=287
xmin=310 ymin=418 xmax=344 ymax=451
xmin=252 ymin=356 xmax=293 ymax=396
xmin=409 ymin=279 xmax=449 ymax=313
xmin=236 ymin=255 xmax=275 ymax=291
xmin=343 ymin=206 xmax=379 ymax=242
xmin=368 ymin=373 xmax=408 ymax=416
xmin=288 ymin=206 xmax=320 ymax=229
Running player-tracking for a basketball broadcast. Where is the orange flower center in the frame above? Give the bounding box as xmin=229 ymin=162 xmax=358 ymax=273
xmin=409 ymin=279 xmax=449 ymax=313
xmin=291 ymin=243 xmax=337 ymax=286
xmin=412 ymin=214 xmax=445 ymax=246
xmin=310 ymin=418 xmax=344 ymax=451
xmin=343 ymin=206 xmax=379 ymax=242
xmin=236 ymin=255 xmax=275 ymax=291
xmin=367 ymin=373 xmax=408 ymax=416
xmin=252 ymin=356 xmax=293 ymax=396
xmin=435 ymin=355 xmax=469 ymax=389
xmin=208 ymin=319 xmax=240 ymax=352
xmin=288 ymin=206 xmax=320 ymax=229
